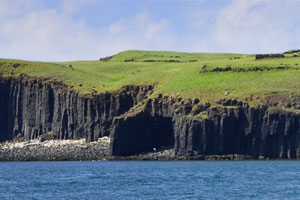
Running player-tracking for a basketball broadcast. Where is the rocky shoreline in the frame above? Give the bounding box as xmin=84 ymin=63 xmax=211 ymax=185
xmin=0 ymin=137 xmax=111 ymax=161
xmin=0 ymin=137 xmax=257 ymax=161
xmin=114 ymin=148 xmax=255 ymax=161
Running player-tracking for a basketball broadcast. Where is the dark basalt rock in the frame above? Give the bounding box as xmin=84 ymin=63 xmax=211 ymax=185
xmin=255 ymin=54 xmax=285 ymax=60
xmin=0 ymin=75 xmax=153 ymax=143
xmin=12 ymin=63 xmax=21 ymax=68
xmin=99 ymin=56 xmax=114 ymax=61
xmin=1 ymin=75 xmax=300 ymax=160
xmin=216 ymin=99 xmax=247 ymax=107
xmin=143 ymin=60 xmax=181 ymax=63
xmin=200 ymin=66 xmax=289 ymax=73
xmin=110 ymin=96 xmax=300 ymax=159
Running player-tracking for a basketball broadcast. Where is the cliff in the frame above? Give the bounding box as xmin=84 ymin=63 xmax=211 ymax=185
xmin=0 ymin=75 xmax=152 ymax=142
xmin=1 ymin=75 xmax=300 ymax=160
xmin=111 ymin=95 xmax=300 ymax=159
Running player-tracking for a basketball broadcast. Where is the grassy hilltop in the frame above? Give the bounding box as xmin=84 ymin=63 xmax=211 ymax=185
xmin=1 ymin=50 xmax=300 ymax=105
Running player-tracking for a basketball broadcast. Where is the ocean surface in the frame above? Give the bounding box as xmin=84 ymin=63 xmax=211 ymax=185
xmin=0 ymin=161 xmax=300 ymax=200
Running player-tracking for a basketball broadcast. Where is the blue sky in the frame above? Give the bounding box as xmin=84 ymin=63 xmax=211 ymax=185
xmin=1 ymin=0 xmax=300 ymax=61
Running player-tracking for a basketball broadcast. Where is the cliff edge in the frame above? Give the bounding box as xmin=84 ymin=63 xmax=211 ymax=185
xmin=1 ymin=75 xmax=300 ymax=160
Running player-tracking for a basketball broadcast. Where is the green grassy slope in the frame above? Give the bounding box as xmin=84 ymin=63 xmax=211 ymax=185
xmin=1 ymin=50 xmax=300 ymax=104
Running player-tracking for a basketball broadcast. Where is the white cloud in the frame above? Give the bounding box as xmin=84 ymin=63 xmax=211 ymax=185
xmin=212 ymin=0 xmax=300 ymax=53
xmin=0 ymin=9 xmax=92 ymax=61
xmin=217 ymin=0 xmax=269 ymax=27
xmin=107 ymin=12 xmax=175 ymax=50
xmin=0 ymin=1 xmax=175 ymax=61
xmin=108 ymin=18 xmax=126 ymax=34
xmin=2 ymin=0 xmax=300 ymax=60
xmin=0 ymin=0 xmax=41 ymax=18
xmin=186 ymin=0 xmax=300 ymax=54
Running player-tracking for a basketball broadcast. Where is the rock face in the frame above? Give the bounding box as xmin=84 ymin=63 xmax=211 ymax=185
xmin=0 ymin=75 xmax=152 ymax=142
xmin=110 ymin=96 xmax=300 ymax=159
xmin=1 ymin=75 xmax=300 ymax=160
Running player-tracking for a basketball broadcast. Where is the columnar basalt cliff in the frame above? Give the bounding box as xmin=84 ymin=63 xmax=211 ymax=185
xmin=0 ymin=75 xmax=153 ymax=143
xmin=110 ymin=96 xmax=300 ymax=159
xmin=1 ymin=75 xmax=300 ymax=160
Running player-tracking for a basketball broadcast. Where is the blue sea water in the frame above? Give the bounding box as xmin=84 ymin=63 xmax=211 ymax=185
xmin=0 ymin=161 xmax=300 ymax=200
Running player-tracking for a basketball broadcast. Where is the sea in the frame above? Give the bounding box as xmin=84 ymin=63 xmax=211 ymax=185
xmin=0 ymin=161 xmax=299 ymax=200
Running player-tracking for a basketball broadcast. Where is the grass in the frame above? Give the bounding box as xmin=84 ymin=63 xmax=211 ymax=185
xmin=1 ymin=50 xmax=300 ymax=105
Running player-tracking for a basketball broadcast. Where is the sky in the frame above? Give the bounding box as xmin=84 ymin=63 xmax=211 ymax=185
xmin=0 ymin=0 xmax=300 ymax=61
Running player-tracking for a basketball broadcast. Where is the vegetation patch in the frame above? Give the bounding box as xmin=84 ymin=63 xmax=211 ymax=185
xmin=1 ymin=50 xmax=300 ymax=105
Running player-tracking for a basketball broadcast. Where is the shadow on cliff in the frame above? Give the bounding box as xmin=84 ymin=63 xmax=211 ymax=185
xmin=110 ymin=110 xmax=174 ymax=156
